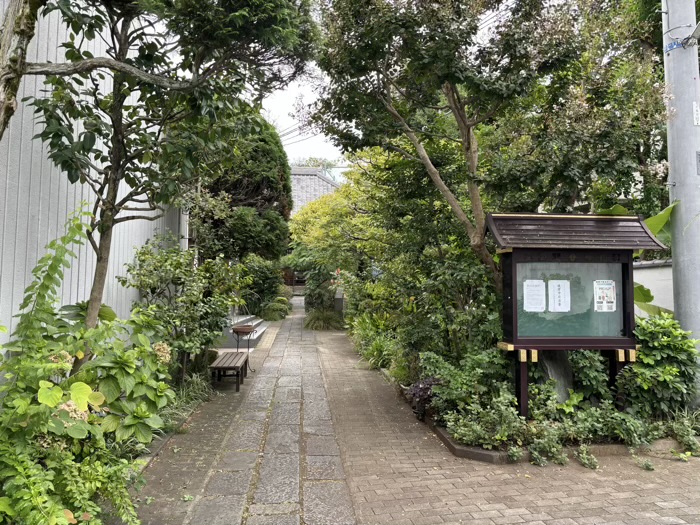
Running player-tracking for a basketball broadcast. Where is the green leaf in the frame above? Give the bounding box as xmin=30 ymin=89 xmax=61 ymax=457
xmin=144 ymin=414 xmax=164 ymax=428
xmin=645 ymin=202 xmax=678 ymax=237
xmin=100 ymin=376 xmax=121 ymax=403
xmin=133 ymin=422 xmax=153 ymax=443
xmin=101 ymin=414 xmax=121 ymax=433
xmin=634 ymin=282 xmax=654 ymax=304
xmin=70 ymin=382 xmax=93 ymax=411
xmin=38 ymin=384 xmax=64 ymax=408
xmin=115 ymin=424 xmax=135 ymax=441
xmin=0 ymin=497 xmax=16 ymax=516
xmin=88 ymin=391 xmax=106 ymax=408
xmin=66 ymin=423 xmax=89 ymax=439
xmin=98 ymin=304 xmax=117 ymax=322
xmin=637 ymin=302 xmax=674 ymax=317
xmin=47 ymin=417 xmax=66 ymax=435
xmin=597 ymin=204 xmax=630 ymax=216
xmin=137 ymin=333 xmax=151 ymax=348
xmin=119 ymin=373 xmax=136 ymax=395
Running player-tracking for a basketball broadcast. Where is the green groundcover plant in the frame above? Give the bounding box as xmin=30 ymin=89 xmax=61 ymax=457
xmin=418 ymin=312 xmax=699 ymax=468
xmin=0 ymin=214 xmax=175 ymax=524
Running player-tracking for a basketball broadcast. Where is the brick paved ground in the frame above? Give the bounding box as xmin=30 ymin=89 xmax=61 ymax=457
xmin=316 ymin=330 xmax=700 ymax=525
xmin=133 ymin=303 xmax=700 ymax=525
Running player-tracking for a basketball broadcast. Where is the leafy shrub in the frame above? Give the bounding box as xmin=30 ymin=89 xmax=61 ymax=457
xmin=569 ymin=350 xmax=612 ymax=401
xmin=619 ymin=314 xmax=699 ymax=418
xmin=444 ymin=386 xmax=526 ymax=451
xmin=0 ymin=216 xmax=175 ymax=524
xmin=304 ymin=309 xmax=344 ymax=330
xmin=419 ymin=351 xmax=509 ymax=420
xmin=241 ymin=254 xmax=285 ymax=316
xmin=119 ymin=236 xmax=248 ymax=376
xmin=278 ymin=284 xmax=294 ymax=301
xmin=574 ymin=444 xmax=599 ymax=469
xmin=259 ymin=299 xmax=291 ymax=321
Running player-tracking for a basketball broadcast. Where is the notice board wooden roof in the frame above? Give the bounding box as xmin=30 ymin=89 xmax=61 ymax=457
xmin=486 ymin=213 xmax=666 ymax=251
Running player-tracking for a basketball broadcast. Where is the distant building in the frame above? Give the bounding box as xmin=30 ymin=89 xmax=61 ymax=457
xmin=290 ymin=167 xmax=341 ymax=216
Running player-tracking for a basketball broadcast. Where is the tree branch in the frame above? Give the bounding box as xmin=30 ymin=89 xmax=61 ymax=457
xmin=25 ymin=58 xmax=202 ymax=91
xmin=114 ymin=212 xmax=165 ymax=224
xmin=379 ymin=80 xmax=477 ymax=241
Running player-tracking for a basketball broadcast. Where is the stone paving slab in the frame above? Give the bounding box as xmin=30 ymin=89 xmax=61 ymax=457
xmin=131 ymin=301 xmax=356 ymax=525
xmin=254 ymin=453 xmax=300 ymax=504
xmin=304 ymin=481 xmax=356 ymax=525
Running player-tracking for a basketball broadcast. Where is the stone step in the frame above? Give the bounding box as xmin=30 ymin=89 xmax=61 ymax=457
xmin=231 ymin=314 xmax=256 ymax=327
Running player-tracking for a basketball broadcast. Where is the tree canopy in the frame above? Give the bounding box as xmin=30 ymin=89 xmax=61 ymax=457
xmin=189 ymin=117 xmax=294 ymax=261
xmin=22 ymin=0 xmax=316 ymax=370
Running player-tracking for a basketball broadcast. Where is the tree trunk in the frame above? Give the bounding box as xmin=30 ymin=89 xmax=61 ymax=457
xmin=71 ymin=18 xmax=131 ymax=374
xmin=70 ymin=204 xmax=117 ymax=374
xmin=0 ymin=0 xmax=44 ymax=142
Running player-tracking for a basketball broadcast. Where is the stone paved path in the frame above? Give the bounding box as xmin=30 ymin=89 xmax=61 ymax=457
xmin=136 ymin=299 xmax=355 ymax=525
xmin=136 ymin=301 xmax=700 ymax=525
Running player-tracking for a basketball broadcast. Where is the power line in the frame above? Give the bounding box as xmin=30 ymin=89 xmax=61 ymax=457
xmin=283 ymin=134 xmax=321 ymax=147
xmin=276 ymin=122 xmax=298 ymax=134
xmin=278 ymin=126 xmax=302 ymax=138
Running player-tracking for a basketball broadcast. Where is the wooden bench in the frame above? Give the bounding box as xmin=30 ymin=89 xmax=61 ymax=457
xmin=210 ymin=352 xmax=249 ymax=392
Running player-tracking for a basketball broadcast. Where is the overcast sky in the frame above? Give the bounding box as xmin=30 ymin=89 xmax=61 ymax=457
xmin=262 ymin=78 xmax=344 ymax=165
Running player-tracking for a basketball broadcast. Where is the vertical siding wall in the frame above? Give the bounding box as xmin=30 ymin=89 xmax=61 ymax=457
xmin=0 ymin=4 xmax=180 ymax=343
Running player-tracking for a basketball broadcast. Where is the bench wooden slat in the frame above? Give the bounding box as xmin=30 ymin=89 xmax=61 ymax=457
xmin=210 ymin=351 xmax=250 ymax=392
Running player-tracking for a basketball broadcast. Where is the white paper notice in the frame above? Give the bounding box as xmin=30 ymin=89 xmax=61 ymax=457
xmin=548 ymin=280 xmax=571 ymax=313
xmin=594 ymin=280 xmax=616 ymax=312
xmin=523 ymin=280 xmax=546 ymax=312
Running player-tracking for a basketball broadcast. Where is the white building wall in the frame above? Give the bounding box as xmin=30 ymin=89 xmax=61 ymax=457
xmin=634 ymin=260 xmax=674 ymax=315
xmin=0 ymin=4 xmax=180 ymax=343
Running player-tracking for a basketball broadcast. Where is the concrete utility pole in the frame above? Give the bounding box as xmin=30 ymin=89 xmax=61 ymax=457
xmin=662 ymin=0 xmax=700 ymax=353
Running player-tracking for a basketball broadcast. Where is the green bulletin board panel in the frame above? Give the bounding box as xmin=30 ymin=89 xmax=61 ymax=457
xmin=516 ymin=262 xmax=624 ymax=337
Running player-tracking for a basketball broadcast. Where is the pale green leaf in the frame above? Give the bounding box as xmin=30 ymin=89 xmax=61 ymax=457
xmin=88 ymin=391 xmax=105 ymax=408
xmin=637 ymin=302 xmax=674 ymax=317
xmin=70 ymin=382 xmax=93 ymax=411
xmin=645 ymin=202 xmax=678 ymax=237
xmin=38 ymin=385 xmax=64 ymax=408
xmin=0 ymin=496 xmax=16 ymax=516
xmin=137 ymin=333 xmax=151 ymax=348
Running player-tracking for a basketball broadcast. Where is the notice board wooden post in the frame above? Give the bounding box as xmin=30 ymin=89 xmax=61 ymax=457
xmin=487 ymin=213 xmax=665 ymax=418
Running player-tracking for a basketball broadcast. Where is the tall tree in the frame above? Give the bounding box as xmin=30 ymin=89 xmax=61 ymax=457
xmin=24 ymin=0 xmax=315 ymax=371
xmin=188 ymin=117 xmax=294 ymax=260
xmin=312 ymin=0 xmax=574 ymax=291
xmin=0 ymin=0 xmax=45 ymax=140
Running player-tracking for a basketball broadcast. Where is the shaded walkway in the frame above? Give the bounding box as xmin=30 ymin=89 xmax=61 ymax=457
xmin=137 ymin=299 xmax=355 ymax=525
xmin=136 ymin=302 xmax=700 ymax=525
